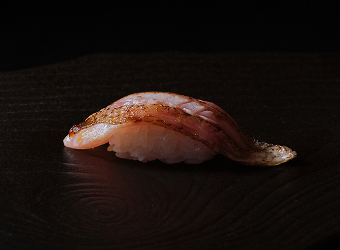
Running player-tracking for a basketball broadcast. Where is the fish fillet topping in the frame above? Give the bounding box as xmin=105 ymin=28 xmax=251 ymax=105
xmin=64 ymin=92 xmax=296 ymax=166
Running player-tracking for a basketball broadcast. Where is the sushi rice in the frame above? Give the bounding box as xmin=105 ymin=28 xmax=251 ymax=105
xmin=107 ymin=122 xmax=217 ymax=164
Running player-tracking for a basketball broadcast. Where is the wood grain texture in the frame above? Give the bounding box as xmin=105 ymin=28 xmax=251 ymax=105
xmin=1 ymin=52 xmax=340 ymax=249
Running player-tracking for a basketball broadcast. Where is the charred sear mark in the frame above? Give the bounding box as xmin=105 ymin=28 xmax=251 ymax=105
xmin=69 ymin=104 xmax=191 ymax=136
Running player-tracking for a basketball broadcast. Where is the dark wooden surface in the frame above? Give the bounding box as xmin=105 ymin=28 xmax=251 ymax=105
xmin=1 ymin=52 xmax=340 ymax=249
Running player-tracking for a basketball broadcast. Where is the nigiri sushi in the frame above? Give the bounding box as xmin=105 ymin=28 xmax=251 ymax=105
xmin=63 ymin=92 xmax=296 ymax=166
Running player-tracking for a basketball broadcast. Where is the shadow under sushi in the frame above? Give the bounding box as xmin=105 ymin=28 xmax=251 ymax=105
xmin=63 ymin=143 xmax=281 ymax=174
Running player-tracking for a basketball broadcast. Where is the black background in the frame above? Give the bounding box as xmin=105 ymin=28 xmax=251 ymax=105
xmin=0 ymin=3 xmax=339 ymax=71
xmin=1 ymin=3 xmax=340 ymax=250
